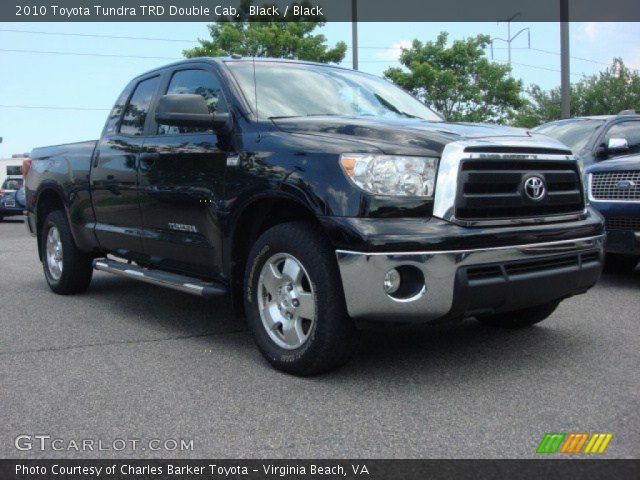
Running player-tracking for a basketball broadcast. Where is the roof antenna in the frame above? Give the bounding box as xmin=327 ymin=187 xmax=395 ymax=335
xmin=252 ymin=56 xmax=260 ymax=140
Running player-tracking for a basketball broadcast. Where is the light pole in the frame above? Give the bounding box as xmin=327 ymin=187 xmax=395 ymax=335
xmin=491 ymin=12 xmax=530 ymax=66
xmin=560 ymin=0 xmax=571 ymax=119
xmin=351 ymin=0 xmax=358 ymax=70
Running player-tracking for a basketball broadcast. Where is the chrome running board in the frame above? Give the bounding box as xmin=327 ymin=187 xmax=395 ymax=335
xmin=93 ymin=258 xmax=228 ymax=298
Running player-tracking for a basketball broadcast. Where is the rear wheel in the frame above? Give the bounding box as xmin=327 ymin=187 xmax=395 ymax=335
xmin=477 ymin=301 xmax=560 ymax=329
xmin=41 ymin=210 xmax=93 ymax=294
xmin=604 ymin=253 xmax=639 ymax=274
xmin=244 ymin=221 xmax=355 ymax=376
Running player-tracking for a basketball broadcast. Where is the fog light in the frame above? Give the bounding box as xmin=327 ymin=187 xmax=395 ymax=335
xmin=384 ymin=268 xmax=401 ymax=294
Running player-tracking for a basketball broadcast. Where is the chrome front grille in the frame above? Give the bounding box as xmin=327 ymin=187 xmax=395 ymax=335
xmin=433 ymin=141 xmax=583 ymax=226
xmin=590 ymin=171 xmax=640 ymax=201
xmin=455 ymin=158 xmax=584 ymax=220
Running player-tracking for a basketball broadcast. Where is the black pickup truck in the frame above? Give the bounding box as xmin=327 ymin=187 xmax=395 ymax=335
xmin=26 ymin=58 xmax=604 ymax=375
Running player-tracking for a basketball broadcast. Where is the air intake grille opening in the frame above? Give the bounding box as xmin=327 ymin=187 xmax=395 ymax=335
xmin=466 ymin=265 xmax=503 ymax=281
xmin=605 ymin=217 xmax=640 ymax=232
xmin=581 ymin=251 xmax=600 ymax=264
xmin=456 ymin=159 xmax=584 ymax=221
xmin=504 ymin=255 xmax=578 ymax=275
xmin=466 ymin=250 xmax=600 ymax=282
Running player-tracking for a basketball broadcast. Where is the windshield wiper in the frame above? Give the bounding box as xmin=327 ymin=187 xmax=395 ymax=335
xmin=371 ymin=93 xmax=423 ymax=119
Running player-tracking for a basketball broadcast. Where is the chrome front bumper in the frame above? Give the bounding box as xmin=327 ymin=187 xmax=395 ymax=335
xmin=336 ymin=235 xmax=604 ymax=322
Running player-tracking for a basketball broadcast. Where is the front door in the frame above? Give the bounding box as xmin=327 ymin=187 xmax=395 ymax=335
xmin=90 ymin=75 xmax=160 ymax=255
xmin=138 ymin=67 xmax=230 ymax=279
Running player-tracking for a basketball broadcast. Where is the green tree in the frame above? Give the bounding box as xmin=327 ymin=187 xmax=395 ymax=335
xmin=384 ymin=32 xmax=525 ymax=123
xmin=514 ymin=58 xmax=640 ymax=127
xmin=183 ymin=1 xmax=346 ymax=63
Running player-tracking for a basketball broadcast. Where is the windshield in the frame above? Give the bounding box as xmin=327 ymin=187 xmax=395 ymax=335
xmin=534 ymin=119 xmax=606 ymax=151
xmin=2 ymin=178 xmax=23 ymax=190
xmin=226 ymin=61 xmax=441 ymax=121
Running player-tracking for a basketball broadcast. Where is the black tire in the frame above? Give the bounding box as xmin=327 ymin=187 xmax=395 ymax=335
xmin=603 ymin=253 xmax=639 ymax=274
xmin=41 ymin=210 xmax=93 ymax=294
xmin=244 ymin=221 xmax=355 ymax=376
xmin=477 ymin=300 xmax=560 ymax=329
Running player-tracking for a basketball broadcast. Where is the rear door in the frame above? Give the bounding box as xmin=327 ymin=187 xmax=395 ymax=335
xmin=137 ymin=65 xmax=231 ymax=279
xmin=91 ymin=75 xmax=160 ymax=255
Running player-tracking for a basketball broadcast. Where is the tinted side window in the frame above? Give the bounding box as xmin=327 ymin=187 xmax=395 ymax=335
xmin=604 ymin=120 xmax=640 ymax=155
xmin=158 ymin=69 xmax=227 ymax=135
xmin=104 ymin=83 xmax=134 ymax=135
xmin=120 ymin=76 xmax=160 ymax=136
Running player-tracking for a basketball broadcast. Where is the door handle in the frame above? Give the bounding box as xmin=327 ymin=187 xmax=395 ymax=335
xmin=139 ymin=153 xmax=159 ymax=167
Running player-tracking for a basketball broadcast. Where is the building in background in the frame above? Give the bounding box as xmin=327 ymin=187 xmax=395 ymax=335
xmin=0 ymin=154 xmax=29 ymax=185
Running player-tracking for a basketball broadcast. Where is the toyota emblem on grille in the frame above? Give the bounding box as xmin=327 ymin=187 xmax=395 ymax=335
xmin=523 ymin=176 xmax=546 ymax=201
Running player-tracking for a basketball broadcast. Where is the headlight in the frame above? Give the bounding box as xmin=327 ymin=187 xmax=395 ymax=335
xmin=339 ymin=154 xmax=437 ymax=197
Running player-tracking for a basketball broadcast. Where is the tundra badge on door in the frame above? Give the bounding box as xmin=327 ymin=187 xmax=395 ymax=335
xmin=168 ymin=223 xmax=198 ymax=233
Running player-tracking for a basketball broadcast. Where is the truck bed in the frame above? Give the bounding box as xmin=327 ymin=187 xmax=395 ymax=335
xmin=26 ymin=139 xmax=98 ymax=248
xmin=30 ymin=140 xmax=98 ymax=161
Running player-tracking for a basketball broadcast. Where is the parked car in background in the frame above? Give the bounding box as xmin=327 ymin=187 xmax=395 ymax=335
xmin=0 ymin=176 xmax=25 ymax=221
xmin=587 ymin=153 xmax=640 ymax=273
xmin=534 ymin=111 xmax=640 ymax=167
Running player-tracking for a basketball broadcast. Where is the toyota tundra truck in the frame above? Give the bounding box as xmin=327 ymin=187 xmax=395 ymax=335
xmin=25 ymin=58 xmax=605 ymax=375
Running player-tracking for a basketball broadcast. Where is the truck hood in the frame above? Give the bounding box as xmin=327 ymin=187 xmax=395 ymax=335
xmin=586 ymin=154 xmax=640 ymax=173
xmin=271 ymin=116 xmax=543 ymax=156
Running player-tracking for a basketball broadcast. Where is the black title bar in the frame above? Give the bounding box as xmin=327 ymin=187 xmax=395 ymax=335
xmin=3 ymin=0 xmax=640 ymax=22
xmin=1 ymin=459 xmax=639 ymax=480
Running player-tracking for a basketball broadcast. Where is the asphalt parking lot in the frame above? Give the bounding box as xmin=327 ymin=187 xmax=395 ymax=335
xmin=1 ymin=219 xmax=638 ymax=459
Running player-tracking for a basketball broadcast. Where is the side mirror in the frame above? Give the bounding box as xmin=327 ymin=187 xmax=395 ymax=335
xmin=155 ymin=94 xmax=231 ymax=132
xmin=607 ymin=137 xmax=629 ymax=153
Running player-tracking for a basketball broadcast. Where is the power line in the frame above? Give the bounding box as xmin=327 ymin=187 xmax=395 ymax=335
xmin=0 ymin=28 xmax=197 ymax=43
xmin=0 ymin=46 xmax=592 ymax=77
xmin=509 ymin=61 xmax=585 ymax=77
xmin=0 ymin=104 xmax=109 ymax=111
xmin=0 ymin=48 xmax=179 ymax=60
xmin=0 ymin=46 xmax=390 ymax=63
xmin=1 ymin=45 xmax=609 ymax=70
xmin=0 ymin=60 xmax=587 ymax=113
xmin=347 ymin=46 xmax=610 ymax=66
xmin=528 ymin=47 xmax=608 ymax=66
xmin=1 ymin=27 xmax=612 ymax=67
xmin=357 ymin=57 xmax=587 ymax=76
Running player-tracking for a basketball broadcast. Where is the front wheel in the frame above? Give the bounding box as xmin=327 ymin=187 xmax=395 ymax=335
xmin=244 ymin=221 xmax=355 ymax=376
xmin=41 ymin=210 xmax=94 ymax=294
xmin=476 ymin=300 xmax=560 ymax=329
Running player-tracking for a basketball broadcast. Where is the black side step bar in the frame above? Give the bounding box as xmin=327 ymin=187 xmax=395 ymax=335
xmin=93 ymin=258 xmax=228 ymax=298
